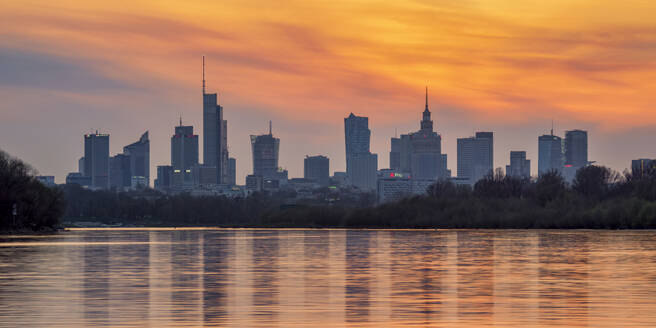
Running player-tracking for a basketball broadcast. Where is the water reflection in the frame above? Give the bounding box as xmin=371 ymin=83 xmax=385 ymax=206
xmin=1 ymin=229 xmax=656 ymax=327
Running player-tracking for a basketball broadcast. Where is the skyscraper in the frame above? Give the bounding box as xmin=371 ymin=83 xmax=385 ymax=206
xmin=457 ymin=132 xmax=493 ymax=184
xmin=390 ymin=88 xmax=445 ymax=180
xmin=84 ymin=131 xmax=110 ymax=189
xmin=251 ymin=121 xmax=280 ymax=179
xmin=409 ymin=88 xmax=443 ymax=180
xmin=390 ymin=137 xmax=401 ymax=170
xmin=505 ymin=151 xmax=530 ymax=178
xmin=565 ymin=130 xmax=588 ymax=168
xmin=344 ymin=113 xmax=378 ymax=190
xmin=538 ymin=133 xmax=563 ymax=175
xmin=109 ymin=153 xmax=130 ymax=189
xmin=202 ymin=56 xmax=229 ymax=184
xmin=123 ymin=131 xmax=150 ymax=187
xmin=171 ymin=120 xmax=198 ymax=185
xmin=304 ymin=155 xmax=330 ymax=186
xmin=344 ymin=113 xmax=371 ymax=173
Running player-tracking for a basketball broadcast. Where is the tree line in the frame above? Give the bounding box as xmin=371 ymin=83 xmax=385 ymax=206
xmin=0 ymin=150 xmax=65 ymax=232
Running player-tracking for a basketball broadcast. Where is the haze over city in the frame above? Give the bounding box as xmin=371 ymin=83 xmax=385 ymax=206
xmin=1 ymin=0 xmax=655 ymax=184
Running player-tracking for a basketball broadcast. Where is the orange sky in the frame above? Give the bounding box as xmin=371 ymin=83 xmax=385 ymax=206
xmin=1 ymin=0 xmax=655 ymax=182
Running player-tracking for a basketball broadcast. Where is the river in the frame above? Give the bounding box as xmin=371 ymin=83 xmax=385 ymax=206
xmin=1 ymin=228 xmax=655 ymax=327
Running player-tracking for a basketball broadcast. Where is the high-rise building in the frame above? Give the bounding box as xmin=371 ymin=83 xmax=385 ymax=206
xmin=109 ymin=153 xmax=131 ymax=189
xmin=171 ymin=120 xmax=198 ymax=185
xmin=202 ymin=57 xmax=229 ymax=184
xmin=344 ymin=113 xmax=378 ymax=191
xmin=390 ymin=137 xmax=401 ymax=170
xmin=457 ymin=132 xmax=494 ymax=184
xmin=304 ymin=155 xmax=330 ymax=186
xmin=631 ymin=159 xmax=655 ymax=178
xmin=565 ymin=130 xmax=588 ymax=168
xmin=155 ymin=165 xmax=172 ymax=190
xmin=344 ymin=113 xmax=371 ymax=172
xmin=391 ymin=88 xmax=445 ymax=180
xmin=123 ymin=131 xmax=149 ymax=187
xmin=538 ymin=133 xmax=563 ymax=175
xmin=251 ymin=121 xmax=280 ymax=179
xmin=228 ymin=157 xmax=236 ymax=186
xmin=83 ymin=131 xmax=110 ymax=189
xmin=350 ymin=152 xmax=378 ymax=191
xmin=409 ymin=88 xmax=443 ymax=180
xmin=505 ymin=151 xmax=530 ymax=178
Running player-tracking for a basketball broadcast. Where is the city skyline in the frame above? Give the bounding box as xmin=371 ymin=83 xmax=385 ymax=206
xmin=2 ymin=0 xmax=656 ymax=184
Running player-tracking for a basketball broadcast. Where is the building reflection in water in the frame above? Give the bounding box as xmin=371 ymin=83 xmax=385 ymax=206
xmin=345 ymin=230 xmax=371 ymax=323
xmin=457 ymin=231 xmax=495 ymax=325
xmin=83 ymin=232 xmax=110 ymax=326
xmin=303 ymin=230 xmax=330 ymax=323
xmin=389 ymin=231 xmax=446 ymax=325
xmin=251 ymin=230 xmax=280 ymax=326
xmin=202 ymin=230 xmax=233 ymax=326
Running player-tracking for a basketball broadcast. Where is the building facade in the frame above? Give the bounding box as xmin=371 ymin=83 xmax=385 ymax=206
xmin=83 ymin=132 xmax=110 ymax=189
xmin=171 ymin=122 xmax=199 ymax=186
xmin=203 ymin=90 xmax=229 ymax=184
xmin=251 ymin=122 xmax=281 ymax=180
xmin=304 ymin=155 xmax=330 ymax=186
xmin=505 ymin=151 xmax=530 ymax=178
xmin=457 ymin=132 xmax=494 ymax=184
xmin=538 ymin=134 xmax=563 ymax=175
xmin=565 ymin=130 xmax=588 ymax=168
xmin=123 ymin=131 xmax=150 ymax=187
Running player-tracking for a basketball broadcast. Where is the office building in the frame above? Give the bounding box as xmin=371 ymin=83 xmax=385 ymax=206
xmin=345 ymin=113 xmax=371 ymax=172
xmin=109 ymin=153 xmax=131 ymax=189
xmin=304 ymin=155 xmax=330 ymax=186
xmin=505 ymin=151 xmax=530 ymax=178
xmin=123 ymin=131 xmax=150 ymax=187
xmin=251 ymin=121 xmax=281 ymax=180
xmin=457 ymin=132 xmax=494 ymax=184
xmin=390 ymin=137 xmax=401 ymax=170
xmin=538 ymin=133 xmax=563 ymax=175
xmin=349 ymin=152 xmax=378 ymax=191
xmin=377 ymin=174 xmax=412 ymax=203
xmin=632 ymin=159 xmax=656 ymax=178
xmin=565 ymin=130 xmax=588 ymax=168
xmin=171 ymin=120 xmax=199 ymax=186
xmin=344 ymin=113 xmax=378 ymax=191
xmin=245 ymin=175 xmax=264 ymax=192
xmin=66 ymin=172 xmax=91 ymax=187
xmin=228 ymin=157 xmax=236 ymax=186
xmin=155 ymin=165 xmax=172 ymax=190
xmin=202 ymin=57 xmax=229 ymax=184
xmin=83 ymin=131 xmax=110 ymax=189
xmin=193 ymin=165 xmax=218 ymax=185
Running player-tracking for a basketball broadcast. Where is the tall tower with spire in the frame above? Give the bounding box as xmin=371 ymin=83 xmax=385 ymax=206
xmin=202 ymin=56 xmax=229 ymax=184
xmin=420 ymin=86 xmax=434 ymax=132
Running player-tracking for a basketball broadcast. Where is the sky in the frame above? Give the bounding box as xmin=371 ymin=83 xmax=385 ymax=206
xmin=1 ymin=0 xmax=655 ymax=184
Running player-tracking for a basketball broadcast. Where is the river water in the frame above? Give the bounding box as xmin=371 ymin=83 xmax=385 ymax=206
xmin=1 ymin=228 xmax=656 ymax=327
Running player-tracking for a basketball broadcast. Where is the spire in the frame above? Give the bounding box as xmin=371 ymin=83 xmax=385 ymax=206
xmin=179 ymin=115 xmax=183 ymax=126
xmin=425 ymin=86 xmax=429 ymax=112
xmin=269 ymin=120 xmax=272 ymax=135
xmin=551 ymin=119 xmax=554 ymax=136
xmin=202 ymin=56 xmax=206 ymax=95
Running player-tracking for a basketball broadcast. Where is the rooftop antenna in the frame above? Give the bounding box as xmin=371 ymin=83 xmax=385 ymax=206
xmin=269 ymin=120 xmax=272 ymax=135
xmin=395 ymin=127 xmax=398 ymax=138
xmin=551 ymin=119 xmax=554 ymax=136
xmin=425 ymin=86 xmax=429 ymax=111
xmin=180 ymin=115 xmax=183 ymax=126
xmin=202 ymin=56 xmax=206 ymax=95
